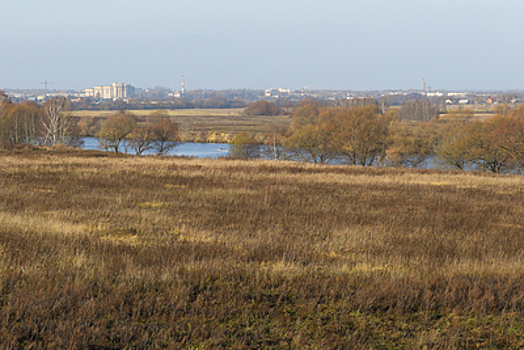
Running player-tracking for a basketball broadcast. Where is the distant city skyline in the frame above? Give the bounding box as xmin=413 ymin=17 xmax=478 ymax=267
xmin=2 ymin=1 xmax=524 ymax=91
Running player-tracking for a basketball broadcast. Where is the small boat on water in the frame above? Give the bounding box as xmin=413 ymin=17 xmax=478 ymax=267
xmin=217 ymin=148 xmax=228 ymax=152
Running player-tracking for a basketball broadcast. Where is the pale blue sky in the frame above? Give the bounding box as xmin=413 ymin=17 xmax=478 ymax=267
xmin=2 ymin=0 xmax=524 ymax=91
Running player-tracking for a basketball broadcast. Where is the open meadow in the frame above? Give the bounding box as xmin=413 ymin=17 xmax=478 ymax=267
xmin=1 ymin=150 xmax=524 ymax=348
xmin=71 ymin=109 xmax=291 ymax=141
xmin=70 ymin=108 xmax=245 ymax=119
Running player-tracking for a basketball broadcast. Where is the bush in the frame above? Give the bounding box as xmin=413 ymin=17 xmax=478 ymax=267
xmin=245 ymin=101 xmax=281 ymax=116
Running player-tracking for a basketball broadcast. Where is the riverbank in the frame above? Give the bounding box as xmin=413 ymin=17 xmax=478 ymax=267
xmin=72 ymin=108 xmax=292 ymax=143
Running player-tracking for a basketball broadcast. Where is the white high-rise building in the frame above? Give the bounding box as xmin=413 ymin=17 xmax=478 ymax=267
xmin=84 ymin=83 xmax=135 ymax=100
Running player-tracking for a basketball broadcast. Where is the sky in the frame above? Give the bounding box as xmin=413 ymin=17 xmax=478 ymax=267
xmin=2 ymin=0 xmax=524 ymax=91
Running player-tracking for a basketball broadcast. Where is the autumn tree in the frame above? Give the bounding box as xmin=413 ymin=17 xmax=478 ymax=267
xmin=127 ymin=126 xmax=154 ymax=155
xmin=285 ymin=123 xmax=337 ymax=164
xmin=289 ymin=103 xmax=321 ymax=133
xmin=434 ymin=122 xmax=473 ymax=170
xmin=229 ymin=131 xmax=260 ymax=159
xmin=332 ymin=106 xmax=390 ymax=166
xmin=6 ymin=102 xmax=42 ymax=145
xmin=285 ymin=105 xmax=390 ymax=165
xmin=77 ymin=116 xmax=103 ymax=136
xmin=0 ymin=100 xmax=13 ymax=144
xmin=388 ymin=120 xmax=438 ymax=168
xmin=96 ymin=112 xmax=136 ymax=154
xmin=464 ymin=117 xmax=516 ymax=173
xmin=497 ymin=110 xmax=524 ymax=169
xmin=244 ymin=100 xmax=281 ymax=116
xmin=150 ymin=118 xmax=179 ymax=155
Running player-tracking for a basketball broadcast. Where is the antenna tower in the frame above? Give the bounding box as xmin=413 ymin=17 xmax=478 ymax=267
xmin=181 ymin=76 xmax=185 ymax=95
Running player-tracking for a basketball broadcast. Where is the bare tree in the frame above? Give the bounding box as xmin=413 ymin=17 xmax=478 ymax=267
xmin=41 ymin=98 xmax=72 ymax=146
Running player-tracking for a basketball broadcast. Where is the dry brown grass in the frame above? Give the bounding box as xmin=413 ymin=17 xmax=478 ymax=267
xmin=1 ymin=151 xmax=524 ymax=348
xmin=72 ymin=109 xmax=291 ymax=141
xmin=438 ymin=112 xmax=497 ymax=122
xmin=71 ymin=108 xmax=245 ymax=118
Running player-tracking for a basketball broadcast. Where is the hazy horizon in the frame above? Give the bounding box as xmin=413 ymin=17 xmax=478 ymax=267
xmin=3 ymin=1 xmax=524 ymax=91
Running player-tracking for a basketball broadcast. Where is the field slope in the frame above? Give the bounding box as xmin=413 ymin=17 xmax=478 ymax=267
xmin=1 ymin=151 xmax=524 ymax=348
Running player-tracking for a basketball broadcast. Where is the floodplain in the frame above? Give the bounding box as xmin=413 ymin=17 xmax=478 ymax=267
xmin=71 ymin=109 xmax=290 ymax=141
xmin=1 ymin=150 xmax=524 ymax=348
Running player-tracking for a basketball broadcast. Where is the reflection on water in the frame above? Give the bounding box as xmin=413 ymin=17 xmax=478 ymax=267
xmin=83 ymin=137 xmax=511 ymax=173
xmin=82 ymin=137 xmax=230 ymax=158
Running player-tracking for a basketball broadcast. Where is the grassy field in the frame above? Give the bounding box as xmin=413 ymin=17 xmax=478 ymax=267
xmin=71 ymin=109 xmax=291 ymax=141
xmin=1 ymin=151 xmax=524 ymax=348
xmin=438 ymin=112 xmax=496 ymax=122
xmin=70 ymin=108 xmax=245 ymax=118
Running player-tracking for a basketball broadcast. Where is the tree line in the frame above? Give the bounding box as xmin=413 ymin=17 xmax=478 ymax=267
xmin=0 ymin=96 xmax=179 ymax=155
xmin=94 ymin=111 xmax=179 ymax=155
xmin=3 ymin=94 xmax=524 ymax=173
xmin=231 ymin=101 xmax=524 ymax=174
xmin=0 ymin=97 xmax=83 ymax=148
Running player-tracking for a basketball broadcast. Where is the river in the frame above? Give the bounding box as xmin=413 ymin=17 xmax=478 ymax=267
xmin=82 ymin=137 xmax=230 ymax=158
xmin=81 ymin=137 xmax=516 ymax=173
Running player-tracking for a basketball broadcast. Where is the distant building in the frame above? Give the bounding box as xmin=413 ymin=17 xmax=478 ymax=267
xmin=84 ymin=83 xmax=135 ymax=100
xmin=168 ymin=91 xmax=182 ymax=98
xmin=448 ymin=92 xmax=468 ymax=98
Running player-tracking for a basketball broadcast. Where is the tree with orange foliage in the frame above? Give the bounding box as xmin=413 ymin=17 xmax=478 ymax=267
xmin=289 ymin=103 xmax=320 ymax=133
xmin=0 ymin=98 xmax=13 ymax=144
xmin=285 ymin=122 xmax=338 ymax=164
xmin=435 ymin=121 xmax=473 ymax=170
xmin=333 ymin=106 xmax=390 ymax=166
xmin=4 ymin=102 xmax=41 ymax=145
xmin=389 ymin=120 xmax=439 ymax=168
xmin=491 ymin=109 xmax=524 ymax=171
xmin=464 ymin=116 xmax=517 ymax=173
